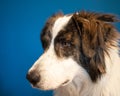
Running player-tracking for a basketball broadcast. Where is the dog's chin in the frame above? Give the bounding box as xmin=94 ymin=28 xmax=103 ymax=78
xmin=32 ymin=80 xmax=71 ymax=90
xmin=31 ymin=83 xmax=50 ymax=90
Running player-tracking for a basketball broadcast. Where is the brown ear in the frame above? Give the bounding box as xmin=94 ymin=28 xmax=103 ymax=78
xmin=72 ymin=12 xmax=107 ymax=81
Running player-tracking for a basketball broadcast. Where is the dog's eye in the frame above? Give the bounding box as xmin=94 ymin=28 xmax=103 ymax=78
xmin=61 ymin=41 xmax=72 ymax=47
xmin=56 ymin=37 xmax=72 ymax=48
xmin=58 ymin=38 xmax=72 ymax=47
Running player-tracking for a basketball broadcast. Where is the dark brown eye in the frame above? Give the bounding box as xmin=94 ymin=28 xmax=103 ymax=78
xmin=61 ymin=41 xmax=71 ymax=47
xmin=57 ymin=37 xmax=72 ymax=48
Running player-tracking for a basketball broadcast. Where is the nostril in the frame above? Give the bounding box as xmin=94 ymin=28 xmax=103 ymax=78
xmin=26 ymin=71 xmax=40 ymax=85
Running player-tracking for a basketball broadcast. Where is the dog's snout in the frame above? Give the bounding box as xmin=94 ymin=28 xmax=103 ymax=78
xmin=26 ymin=71 xmax=40 ymax=85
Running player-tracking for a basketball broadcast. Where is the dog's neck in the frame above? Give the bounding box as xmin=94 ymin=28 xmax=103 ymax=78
xmin=54 ymin=46 xmax=120 ymax=96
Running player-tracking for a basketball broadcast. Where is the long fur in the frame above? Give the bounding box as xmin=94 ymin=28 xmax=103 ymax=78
xmin=27 ymin=11 xmax=120 ymax=96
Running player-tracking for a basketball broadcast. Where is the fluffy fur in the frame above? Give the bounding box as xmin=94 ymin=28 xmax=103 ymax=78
xmin=26 ymin=11 xmax=120 ymax=96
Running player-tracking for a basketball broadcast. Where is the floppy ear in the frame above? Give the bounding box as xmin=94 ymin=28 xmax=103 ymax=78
xmin=72 ymin=13 xmax=109 ymax=81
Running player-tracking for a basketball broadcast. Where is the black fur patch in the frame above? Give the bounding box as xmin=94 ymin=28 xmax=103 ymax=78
xmin=54 ymin=18 xmax=80 ymax=58
xmin=41 ymin=13 xmax=63 ymax=50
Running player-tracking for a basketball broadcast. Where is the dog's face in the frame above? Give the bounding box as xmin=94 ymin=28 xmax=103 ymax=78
xmin=27 ymin=14 xmax=82 ymax=90
xmin=26 ymin=11 xmax=119 ymax=90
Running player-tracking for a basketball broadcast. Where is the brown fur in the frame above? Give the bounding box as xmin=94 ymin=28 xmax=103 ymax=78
xmin=72 ymin=11 xmax=120 ymax=81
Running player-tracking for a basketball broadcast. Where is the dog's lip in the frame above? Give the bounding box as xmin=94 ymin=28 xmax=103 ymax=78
xmin=31 ymin=83 xmax=45 ymax=90
xmin=31 ymin=80 xmax=71 ymax=90
xmin=31 ymin=83 xmax=38 ymax=88
xmin=31 ymin=82 xmax=41 ymax=89
xmin=61 ymin=80 xmax=70 ymax=86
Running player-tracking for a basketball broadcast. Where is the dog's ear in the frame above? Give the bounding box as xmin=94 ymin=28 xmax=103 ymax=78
xmin=97 ymin=14 xmax=119 ymax=22
xmin=73 ymin=12 xmax=119 ymax=81
xmin=72 ymin=12 xmax=110 ymax=81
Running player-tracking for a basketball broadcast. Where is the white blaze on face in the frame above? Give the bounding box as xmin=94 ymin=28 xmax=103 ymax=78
xmin=52 ymin=15 xmax=73 ymax=42
xmin=29 ymin=15 xmax=80 ymax=90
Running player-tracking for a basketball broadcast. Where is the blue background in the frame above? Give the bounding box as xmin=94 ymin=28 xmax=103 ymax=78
xmin=0 ymin=0 xmax=120 ymax=96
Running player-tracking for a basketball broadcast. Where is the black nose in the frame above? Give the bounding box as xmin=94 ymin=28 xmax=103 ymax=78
xmin=26 ymin=71 xmax=40 ymax=85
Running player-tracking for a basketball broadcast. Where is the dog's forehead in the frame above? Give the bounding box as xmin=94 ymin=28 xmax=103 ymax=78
xmin=52 ymin=15 xmax=73 ymax=39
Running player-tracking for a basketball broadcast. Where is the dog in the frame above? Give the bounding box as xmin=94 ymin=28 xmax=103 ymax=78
xmin=26 ymin=11 xmax=120 ymax=96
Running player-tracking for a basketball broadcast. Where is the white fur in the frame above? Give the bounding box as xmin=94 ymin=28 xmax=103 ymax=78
xmin=54 ymin=46 xmax=120 ymax=96
xmin=29 ymin=16 xmax=120 ymax=96
xmin=52 ymin=15 xmax=72 ymax=42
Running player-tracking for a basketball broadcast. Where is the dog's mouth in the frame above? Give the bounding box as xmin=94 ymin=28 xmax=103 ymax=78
xmin=31 ymin=79 xmax=71 ymax=90
xmin=61 ymin=80 xmax=70 ymax=86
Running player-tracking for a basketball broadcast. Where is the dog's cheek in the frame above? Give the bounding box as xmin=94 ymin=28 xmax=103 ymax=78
xmin=59 ymin=58 xmax=80 ymax=80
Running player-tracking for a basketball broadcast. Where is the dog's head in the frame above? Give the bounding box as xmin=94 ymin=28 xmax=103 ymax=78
xmin=26 ymin=11 xmax=119 ymax=90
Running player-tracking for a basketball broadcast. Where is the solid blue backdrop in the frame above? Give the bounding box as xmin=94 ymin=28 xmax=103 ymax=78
xmin=0 ymin=0 xmax=120 ymax=96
